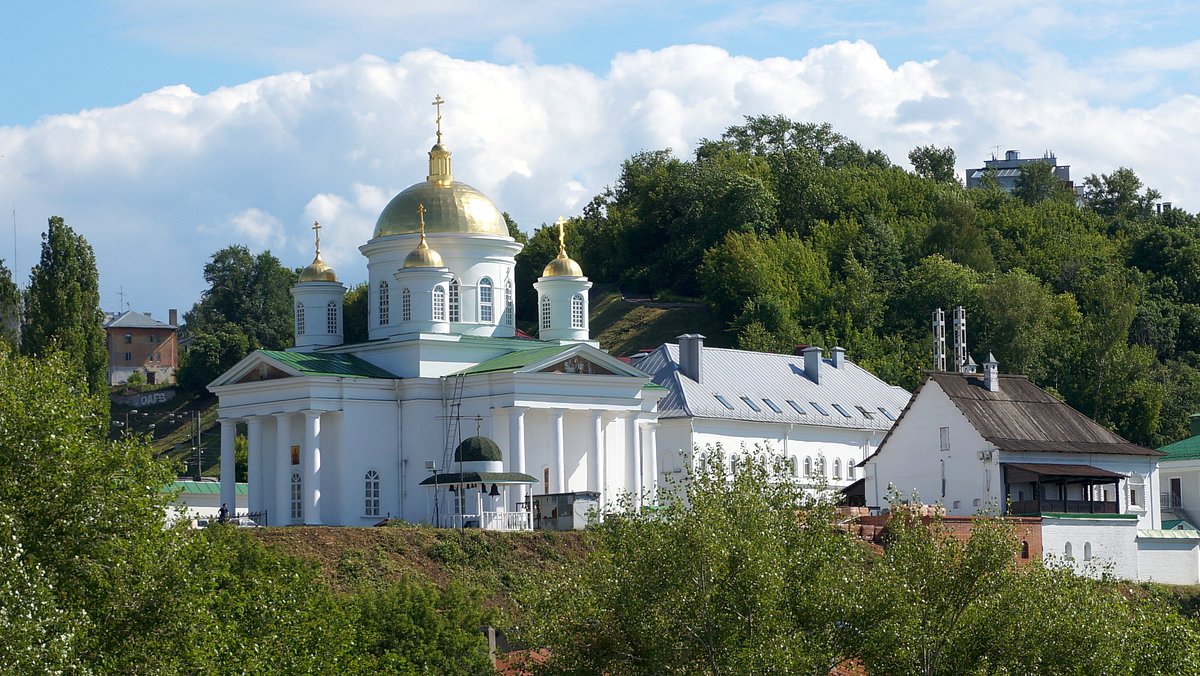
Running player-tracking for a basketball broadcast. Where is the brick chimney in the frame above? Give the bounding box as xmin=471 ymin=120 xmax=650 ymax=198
xmin=169 ymin=308 xmax=178 ymax=326
xmin=803 ymin=346 xmax=823 ymax=384
xmin=677 ymin=334 xmax=705 ymax=383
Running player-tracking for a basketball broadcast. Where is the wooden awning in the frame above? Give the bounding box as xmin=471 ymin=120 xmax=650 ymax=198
xmin=1002 ymin=463 xmax=1124 ymax=483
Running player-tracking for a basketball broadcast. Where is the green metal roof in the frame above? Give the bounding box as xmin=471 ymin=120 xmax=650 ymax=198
xmin=457 ymin=344 xmax=576 ymax=375
xmin=1162 ymin=519 xmax=1198 ymax=530
xmin=164 ymin=481 xmax=248 ymax=495
xmin=1158 ymin=434 xmax=1200 ymax=462
xmin=1040 ymin=512 xmax=1139 ymax=520
xmin=260 ymin=350 xmax=396 ymax=379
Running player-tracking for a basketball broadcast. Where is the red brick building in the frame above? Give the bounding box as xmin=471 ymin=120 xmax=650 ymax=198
xmin=104 ymin=309 xmax=179 ymax=385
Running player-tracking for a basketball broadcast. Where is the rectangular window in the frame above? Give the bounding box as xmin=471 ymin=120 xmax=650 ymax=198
xmin=877 ymin=407 xmax=896 ymax=421
xmin=831 ymin=403 xmax=852 ymax=418
xmin=786 ymin=400 xmax=806 ymax=415
xmin=762 ymin=398 xmax=783 ymax=414
xmin=739 ymin=396 xmax=762 ymax=412
xmin=124 ymin=352 xmax=132 ymax=362
xmin=939 ymin=427 xmax=950 ymax=453
xmin=855 ymin=405 xmax=875 ymax=419
xmin=810 ymin=402 xmax=830 ymax=416
xmin=714 ymin=394 xmax=735 ymax=410
xmin=124 ymin=333 xmax=132 ymax=344
xmin=1129 ymin=487 xmax=1139 ymax=506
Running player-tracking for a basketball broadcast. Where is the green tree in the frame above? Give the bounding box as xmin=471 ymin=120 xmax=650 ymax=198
xmin=517 ymin=448 xmax=865 ymax=674
xmin=908 ymin=144 xmax=958 ymax=184
xmin=1012 ymin=160 xmax=1065 ymax=206
xmin=343 ymin=281 xmax=369 ymax=343
xmin=0 ymin=259 xmax=19 ymax=350
xmin=21 ymin=216 xmax=107 ymax=395
xmin=176 ymin=323 xmax=251 ymax=391
xmin=1083 ymin=167 xmax=1162 ymax=222
xmin=184 ymin=244 xmax=297 ymax=351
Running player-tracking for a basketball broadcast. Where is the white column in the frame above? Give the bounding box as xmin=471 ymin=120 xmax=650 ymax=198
xmin=275 ymin=413 xmax=292 ymax=525
xmin=303 ymin=410 xmax=322 ymax=525
xmin=246 ymin=416 xmax=263 ymax=517
xmin=219 ymin=418 xmax=237 ymax=517
xmin=646 ymin=422 xmax=659 ymax=504
xmin=508 ymin=407 xmax=527 ymax=508
xmin=551 ymin=408 xmax=566 ymax=493
xmin=590 ymin=412 xmax=605 ymax=509
xmin=626 ymin=414 xmax=642 ymax=511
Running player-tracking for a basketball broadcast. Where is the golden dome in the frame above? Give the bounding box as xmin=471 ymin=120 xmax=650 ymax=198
xmin=403 ymin=203 xmax=446 ymax=268
xmin=543 ymin=251 xmax=583 ymax=277
xmin=541 ymin=216 xmax=584 ymax=277
xmin=299 ymin=256 xmax=337 ymax=282
xmin=299 ymin=221 xmax=338 ymax=282
xmin=374 ymin=179 xmax=507 ymax=238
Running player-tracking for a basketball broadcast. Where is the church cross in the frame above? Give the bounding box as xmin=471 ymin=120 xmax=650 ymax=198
xmin=417 ymin=204 xmax=427 ymax=237
xmin=432 ymin=95 xmax=445 ymax=144
xmin=312 ymin=221 xmax=321 ymax=255
xmin=555 ymin=216 xmax=567 ymax=254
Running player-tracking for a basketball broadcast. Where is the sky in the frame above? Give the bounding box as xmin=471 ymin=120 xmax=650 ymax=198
xmin=1 ymin=0 xmax=1199 ymax=317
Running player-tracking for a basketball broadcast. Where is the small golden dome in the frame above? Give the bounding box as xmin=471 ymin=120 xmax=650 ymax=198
xmin=543 ymin=251 xmax=583 ymax=277
xmin=403 ymin=203 xmax=446 ymax=268
xmin=299 ymin=221 xmax=338 ymax=282
xmin=299 ymin=256 xmax=337 ymax=282
xmin=541 ymin=216 xmax=584 ymax=277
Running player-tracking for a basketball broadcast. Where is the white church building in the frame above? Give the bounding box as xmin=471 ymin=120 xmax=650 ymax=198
xmin=209 ymin=107 xmax=666 ymax=528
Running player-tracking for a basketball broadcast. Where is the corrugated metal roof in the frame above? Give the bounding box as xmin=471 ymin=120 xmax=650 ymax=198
xmin=1138 ymin=529 xmax=1200 ymax=539
xmin=458 ymin=344 xmax=575 ymax=375
xmin=930 ymin=373 xmax=1161 ymax=457
xmin=1002 ymin=462 xmax=1125 ymax=479
xmin=259 ymin=350 xmax=396 ymax=379
xmin=634 ymin=344 xmax=910 ymax=431
xmin=105 ymin=310 xmax=175 ymax=329
xmin=164 ymin=481 xmax=248 ymax=495
xmin=1159 ymin=434 xmax=1200 ymax=462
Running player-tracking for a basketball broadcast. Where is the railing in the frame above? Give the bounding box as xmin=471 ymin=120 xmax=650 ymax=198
xmin=1010 ymin=499 xmax=1119 ymax=515
xmin=1162 ymin=492 xmax=1183 ymax=510
xmin=446 ymin=511 xmax=533 ymax=531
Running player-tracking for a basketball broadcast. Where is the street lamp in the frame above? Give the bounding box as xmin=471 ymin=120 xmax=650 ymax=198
xmin=426 ymin=460 xmax=440 ymax=528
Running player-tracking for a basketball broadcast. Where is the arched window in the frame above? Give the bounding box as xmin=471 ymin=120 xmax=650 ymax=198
xmin=803 ymin=456 xmax=813 ymax=477
xmin=433 ymin=285 xmax=446 ymax=321
xmin=1084 ymin=542 xmax=1092 ymax=561
xmin=1064 ymin=542 xmax=1073 ymax=559
xmin=378 ymin=281 xmax=389 ymax=326
xmin=449 ymin=279 xmax=460 ymax=322
xmin=290 ymin=472 xmax=303 ymax=520
xmin=295 ymin=303 xmax=305 ymax=335
xmin=833 ymin=458 xmax=842 ymax=479
xmin=788 ymin=456 xmax=798 ymax=477
xmin=401 ymin=288 xmax=412 ymax=322
xmin=817 ymin=457 xmax=826 ymax=477
xmin=846 ymin=461 xmax=855 ymax=480
xmin=479 ymin=277 xmax=494 ymax=323
xmin=540 ymin=295 xmax=552 ymax=330
xmin=326 ymin=301 xmax=338 ymax=334
xmin=571 ymin=293 xmax=585 ymax=329
xmin=364 ymin=470 xmax=381 ymax=516
xmin=505 ymin=278 xmax=514 ymax=326
xmin=1021 ymin=540 xmax=1030 ymax=559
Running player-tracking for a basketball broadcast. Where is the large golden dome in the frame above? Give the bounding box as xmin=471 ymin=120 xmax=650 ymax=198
xmin=374 ymin=179 xmax=507 ymax=238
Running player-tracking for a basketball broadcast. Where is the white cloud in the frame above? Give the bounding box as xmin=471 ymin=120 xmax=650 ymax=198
xmin=2 ymin=42 xmax=1198 ymax=314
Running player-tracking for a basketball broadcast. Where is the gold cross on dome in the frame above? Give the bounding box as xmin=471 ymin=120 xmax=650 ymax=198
xmin=432 ymin=94 xmax=445 ymax=144
xmin=417 ymin=204 xmax=427 ymax=237
xmin=312 ymin=221 xmax=321 ymax=255
xmin=555 ymin=216 xmax=567 ymax=253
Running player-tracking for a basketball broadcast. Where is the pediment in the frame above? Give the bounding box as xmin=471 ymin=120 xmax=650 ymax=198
xmin=235 ymin=362 xmax=293 ymax=384
xmin=537 ymin=354 xmax=615 ymax=376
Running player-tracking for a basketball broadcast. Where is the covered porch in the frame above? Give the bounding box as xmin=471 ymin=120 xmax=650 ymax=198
xmin=1004 ymin=463 xmax=1123 ymax=515
xmin=419 ymin=470 xmax=538 ymax=531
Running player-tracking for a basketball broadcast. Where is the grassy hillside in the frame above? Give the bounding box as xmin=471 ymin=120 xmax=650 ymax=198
xmin=110 ymin=389 xmax=221 ymax=477
xmin=589 ymin=285 xmax=731 ymax=357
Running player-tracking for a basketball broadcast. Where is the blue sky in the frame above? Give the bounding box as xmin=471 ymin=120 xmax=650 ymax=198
xmin=1 ymin=1 xmax=1198 ymax=315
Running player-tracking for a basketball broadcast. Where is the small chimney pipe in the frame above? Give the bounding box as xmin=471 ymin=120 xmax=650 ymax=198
xmin=677 ymin=334 xmax=705 ymax=383
xmin=803 ymin=346 xmax=823 ymax=384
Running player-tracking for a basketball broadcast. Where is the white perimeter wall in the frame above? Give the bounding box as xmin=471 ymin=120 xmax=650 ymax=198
xmin=1042 ymin=517 xmax=1139 ymax=580
xmin=1137 ymin=535 xmax=1200 ymax=585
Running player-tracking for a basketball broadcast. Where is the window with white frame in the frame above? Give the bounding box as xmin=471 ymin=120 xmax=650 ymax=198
xmin=449 ymin=279 xmax=460 ymax=322
xmin=505 ymin=278 xmax=514 ymax=326
xmin=326 ymin=301 xmax=338 ymax=334
xmin=433 ymin=285 xmax=446 ymax=321
xmin=816 ymin=457 xmax=826 ymax=477
xmin=364 ymin=470 xmax=381 ymax=516
xmin=571 ymin=293 xmax=585 ymax=328
xmin=788 ymin=456 xmax=798 ymax=477
xmin=845 ymin=461 xmax=855 ymax=480
xmin=939 ymin=426 xmax=950 ymax=452
xmin=803 ymin=456 xmax=813 ymax=477
xmin=290 ymin=472 xmax=303 ymax=520
xmin=479 ymin=277 xmax=494 ymax=323
xmin=378 ymin=281 xmax=389 ymax=325
xmin=833 ymin=458 xmax=842 ymax=479
xmin=401 ymin=288 xmax=412 ymax=322
xmin=540 ymin=295 xmax=552 ymax=330
xmin=295 ymin=303 xmax=305 ymax=335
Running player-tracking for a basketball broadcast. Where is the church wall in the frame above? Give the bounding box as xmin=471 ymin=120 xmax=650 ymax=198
xmin=318 ymin=411 xmax=344 ymax=524
xmin=335 ymin=402 xmax=400 ymax=524
xmin=399 ymin=396 xmax=448 ymax=523
xmin=1042 ymin=517 xmax=1139 ymax=580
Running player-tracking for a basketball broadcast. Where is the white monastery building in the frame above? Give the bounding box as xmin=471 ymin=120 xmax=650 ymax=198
xmin=210 ymin=103 xmax=665 ymax=528
xmin=632 ymin=336 xmax=910 ymax=491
